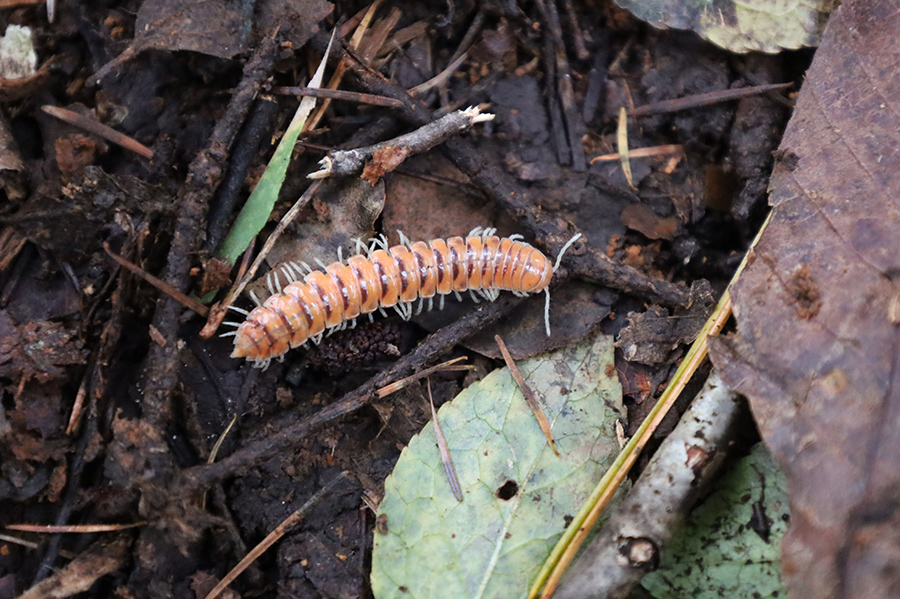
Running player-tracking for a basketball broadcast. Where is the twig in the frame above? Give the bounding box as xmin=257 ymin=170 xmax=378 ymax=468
xmin=204 ymin=472 xmax=351 ymax=599
xmin=30 ymin=410 xmax=97 ymax=585
xmin=495 ymin=335 xmax=559 ymax=456
xmin=533 ymin=290 xmax=734 ymax=598
xmin=136 ymin=28 xmax=278 ymax=478
xmin=427 ymin=378 xmax=463 ymax=501
xmin=376 ymin=356 xmax=473 ymax=398
xmin=0 ymin=0 xmax=45 ymax=7
xmin=561 ymin=0 xmax=589 ymax=61
xmin=308 ymin=107 xmax=494 ymax=179
xmin=628 ymin=82 xmax=793 ymax=117
xmin=19 ymin=535 xmax=132 ymax=599
xmin=591 ymin=144 xmax=683 ymax=162
xmin=448 ymin=10 xmax=485 ymax=64
xmin=205 ymin=98 xmax=279 ymax=253
xmin=534 ymin=0 xmax=586 ymax=171
xmin=7 ymin=523 xmax=145 ymax=533
xmin=41 ymin=105 xmax=153 ymax=158
xmin=554 ymin=372 xmax=745 ymax=599
xmin=305 ymin=0 xmax=383 ymax=133
xmin=271 ymin=85 xmax=404 ymax=108
xmin=103 ymin=242 xmax=209 ymax=317
xmin=408 ymin=51 xmax=468 ymax=96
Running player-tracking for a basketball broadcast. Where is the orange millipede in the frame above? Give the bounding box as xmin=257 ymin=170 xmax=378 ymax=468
xmin=223 ymin=228 xmax=581 ymax=368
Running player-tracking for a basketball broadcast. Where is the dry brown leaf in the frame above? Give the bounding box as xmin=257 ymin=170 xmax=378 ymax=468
xmin=709 ymin=1 xmax=900 ymax=597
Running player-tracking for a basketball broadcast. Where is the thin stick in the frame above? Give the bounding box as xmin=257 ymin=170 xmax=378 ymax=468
xmin=495 ymin=335 xmax=559 ymax=456
xmin=204 ymin=472 xmax=351 ymax=599
xmin=271 ymin=85 xmax=404 ymax=108
xmin=103 ymin=242 xmax=209 ymax=318
xmin=377 ymin=356 xmax=472 ymax=398
xmin=591 ymin=144 xmax=684 ymax=163
xmin=629 ymin=82 xmax=793 ymax=117
xmin=427 ymin=378 xmax=463 ymax=501
xmin=6 ymin=523 xmax=145 ymax=533
xmin=408 ymin=51 xmax=468 ymax=96
xmin=41 ymin=105 xmax=153 ymax=158
xmin=305 ymin=0 xmax=382 ymax=133
xmin=0 ymin=0 xmax=46 ymax=7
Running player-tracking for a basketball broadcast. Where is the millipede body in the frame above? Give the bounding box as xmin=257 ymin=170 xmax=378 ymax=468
xmin=228 ymin=230 xmax=561 ymax=367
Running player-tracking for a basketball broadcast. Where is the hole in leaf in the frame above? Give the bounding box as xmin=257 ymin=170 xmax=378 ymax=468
xmin=496 ymin=479 xmax=519 ymax=500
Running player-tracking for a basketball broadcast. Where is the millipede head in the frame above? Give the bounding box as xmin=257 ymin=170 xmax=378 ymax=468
xmin=230 ymin=322 xmax=262 ymax=360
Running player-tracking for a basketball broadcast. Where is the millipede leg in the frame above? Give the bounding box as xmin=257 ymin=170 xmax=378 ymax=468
xmin=279 ymin=264 xmax=297 ymax=284
xmin=554 ymin=233 xmax=583 ymax=271
xmin=544 ymin=288 xmax=552 ymax=336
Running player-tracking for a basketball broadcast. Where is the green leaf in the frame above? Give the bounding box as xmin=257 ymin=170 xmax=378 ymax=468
xmin=217 ymin=35 xmax=333 ymax=264
xmin=615 ymin=0 xmax=834 ymax=53
xmin=642 ymin=443 xmax=789 ymax=599
xmin=372 ymin=332 xmax=624 ymax=599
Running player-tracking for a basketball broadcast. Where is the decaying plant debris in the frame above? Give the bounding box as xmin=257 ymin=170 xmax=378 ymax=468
xmin=0 ymin=1 xmax=812 ymax=597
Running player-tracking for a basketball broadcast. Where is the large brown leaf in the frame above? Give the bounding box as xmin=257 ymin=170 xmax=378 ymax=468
xmin=709 ymin=1 xmax=900 ymax=598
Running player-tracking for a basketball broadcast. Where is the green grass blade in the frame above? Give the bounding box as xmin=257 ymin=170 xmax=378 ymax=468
xmin=217 ymin=33 xmax=334 ymax=265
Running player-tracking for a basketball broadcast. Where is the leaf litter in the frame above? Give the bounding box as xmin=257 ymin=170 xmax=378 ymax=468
xmin=709 ymin=1 xmax=900 ymax=596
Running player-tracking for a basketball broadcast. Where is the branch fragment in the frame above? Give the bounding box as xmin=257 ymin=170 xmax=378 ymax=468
xmin=554 ymin=372 xmax=746 ymax=599
xmin=308 ymin=107 xmax=494 ymax=180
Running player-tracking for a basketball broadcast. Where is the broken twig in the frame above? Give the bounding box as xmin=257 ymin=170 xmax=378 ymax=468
xmin=42 ymin=105 xmax=153 ymax=158
xmin=308 ymin=107 xmax=494 ymax=180
xmin=495 ymin=335 xmax=559 ymax=456
xmin=427 ymin=378 xmax=463 ymax=502
xmin=555 ymin=372 xmax=745 ymax=599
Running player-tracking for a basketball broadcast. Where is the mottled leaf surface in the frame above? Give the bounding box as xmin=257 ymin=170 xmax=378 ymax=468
xmin=616 ymin=0 xmax=835 ymax=52
xmin=371 ymin=333 xmax=623 ymax=599
xmin=709 ymin=2 xmax=900 ymax=597
xmin=642 ymin=443 xmax=788 ymax=599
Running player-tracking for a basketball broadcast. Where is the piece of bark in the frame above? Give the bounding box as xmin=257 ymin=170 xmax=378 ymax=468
xmin=556 ymin=372 xmax=746 ymax=599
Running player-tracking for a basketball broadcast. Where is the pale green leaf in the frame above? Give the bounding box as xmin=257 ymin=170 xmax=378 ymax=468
xmin=372 ymin=332 xmax=624 ymax=599
xmin=616 ymin=0 xmax=836 ymax=53
xmin=642 ymin=443 xmax=789 ymax=599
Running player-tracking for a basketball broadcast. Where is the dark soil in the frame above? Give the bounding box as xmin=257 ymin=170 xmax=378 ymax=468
xmin=0 ymin=1 xmax=807 ymax=597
